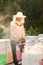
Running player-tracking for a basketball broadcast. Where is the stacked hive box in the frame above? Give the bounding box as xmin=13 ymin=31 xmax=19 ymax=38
xmin=0 ymin=39 xmax=6 ymax=65
xmin=22 ymin=53 xmax=43 ymax=65
xmin=0 ymin=39 xmax=13 ymax=65
xmin=22 ymin=36 xmax=43 ymax=65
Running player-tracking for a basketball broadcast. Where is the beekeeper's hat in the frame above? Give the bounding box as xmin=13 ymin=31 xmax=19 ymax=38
xmin=14 ymin=12 xmax=26 ymax=18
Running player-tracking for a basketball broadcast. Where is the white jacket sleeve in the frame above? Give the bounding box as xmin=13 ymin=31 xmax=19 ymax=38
xmin=10 ymin=21 xmax=18 ymax=41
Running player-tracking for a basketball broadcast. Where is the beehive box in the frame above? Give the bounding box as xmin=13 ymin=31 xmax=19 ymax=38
xmin=0 ymin=40 xmax=6 ymax=65
xmin=22 ymin=53 xmax=43 ymax=65
xmin=0 ymin=49 xmax=6 ymax=65
xmin=0 ymin=39 xmax=13 ymax=65
xmin=22 ymin=40 xmax=43 ymax=65
xmin=0 ymin=54 xmax=6 ymax=65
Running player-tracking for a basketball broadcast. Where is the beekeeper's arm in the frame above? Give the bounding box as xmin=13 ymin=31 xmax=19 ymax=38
xmin=19 ymin=25 xmax=26 ymax=43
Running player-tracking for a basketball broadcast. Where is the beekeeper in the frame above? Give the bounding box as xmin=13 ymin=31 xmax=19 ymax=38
xmin=10 ymin=12 xmax=26 ymax=65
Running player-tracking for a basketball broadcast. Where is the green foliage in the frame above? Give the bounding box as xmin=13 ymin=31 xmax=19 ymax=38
xmin=26 ymin=26 xmax=40 ymax=35
xmin=18 ymin=0 xmax=43 ymax=34
xmin=0 ymin=0 xmax=43 ymax=36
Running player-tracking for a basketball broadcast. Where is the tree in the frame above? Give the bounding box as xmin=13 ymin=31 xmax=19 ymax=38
xmin=0 ymin=0 xmax=43 ymax=36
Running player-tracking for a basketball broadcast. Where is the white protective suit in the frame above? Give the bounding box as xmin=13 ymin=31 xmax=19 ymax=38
xmin=10 ymin=14 xmax=26 ymax=65
xmin=10 ymin=16 xmax=25 ymax=42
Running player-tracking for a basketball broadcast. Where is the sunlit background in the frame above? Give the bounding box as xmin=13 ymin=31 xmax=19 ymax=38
xmin=0 ymin=0 xmax=43 ymax=39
